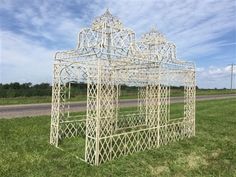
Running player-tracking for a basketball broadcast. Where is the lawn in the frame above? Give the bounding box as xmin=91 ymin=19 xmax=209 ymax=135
xmin=0 ymin=99 xmax=235 ymax=177
xmin=0 ymin=89 xmax=236 ymax=105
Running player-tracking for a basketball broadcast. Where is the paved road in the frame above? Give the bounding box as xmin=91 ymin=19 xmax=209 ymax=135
xmin=0 ymin=94 xmax=235 ymax=119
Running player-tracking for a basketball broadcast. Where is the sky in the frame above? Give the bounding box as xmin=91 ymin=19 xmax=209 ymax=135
xmin=0 ymin=0 xmax=236 ymax=88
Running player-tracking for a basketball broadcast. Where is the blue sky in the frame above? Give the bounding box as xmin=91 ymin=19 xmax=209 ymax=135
xmin=0 ymin=0 xmax=236 ymax=88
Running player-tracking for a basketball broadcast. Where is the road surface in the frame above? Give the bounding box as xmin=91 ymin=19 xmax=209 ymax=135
xmin=0 ymin=94 xmax=235 ymax=119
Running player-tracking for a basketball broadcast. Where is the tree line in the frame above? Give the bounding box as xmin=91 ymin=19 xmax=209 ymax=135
xmin=0 ymin=82 xmax=137 ymax=98
xmin=0 ymin=82 xmax=199 ymax=98
xmin=0 ymin=82 xmax=86 ymax=98
xmin=0 ymin=83 xmax=51 ymax=98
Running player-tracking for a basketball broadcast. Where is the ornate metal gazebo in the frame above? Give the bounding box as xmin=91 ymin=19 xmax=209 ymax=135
xmin=50 ymin=10 xmax=195 ymax=166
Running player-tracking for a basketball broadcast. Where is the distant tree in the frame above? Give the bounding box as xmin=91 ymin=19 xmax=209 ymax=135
xmin=34 ymin=83 xmax=51 ymax=89
xmin=9 ymin=82 xmax=21 ymax=89
xmin=2 ymin=83 xmax=10 ymax=89
xmin=179 ymin=86 xmax=184 ymax=90
xmin=6 ymin=89 xmax=16 ymax=97
xmin=21 ymin=82 xmax=32 ymax=89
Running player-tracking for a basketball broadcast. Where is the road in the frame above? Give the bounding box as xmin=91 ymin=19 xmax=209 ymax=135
xmin=0 ymin=94 xmax=235 ymax=119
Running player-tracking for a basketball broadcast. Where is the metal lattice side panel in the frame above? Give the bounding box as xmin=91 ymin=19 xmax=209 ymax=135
xmin=85 ymin=65 xmax=99 ymax=165
xmin=184 ymin=70 xmax=196 ymax=137
xmin=60 ymin=119 xmax=86 ymax=138
xmin=50 ymin=62 xmax=62 ymax=147
xmin=86 ymin=65 xmax=119 ymax=165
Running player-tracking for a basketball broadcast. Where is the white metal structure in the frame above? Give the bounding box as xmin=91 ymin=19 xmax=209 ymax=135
xmin=50 ymin=10 xmax=196 ymax=166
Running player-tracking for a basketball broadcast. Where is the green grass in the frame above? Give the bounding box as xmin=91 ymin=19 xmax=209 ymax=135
xmin=0 ymin=96 xmax=52 ymax=105
xmin=196 ymin=89 xmax=236 ymax=95
xmin=0 ymin=89 xmax=236 ymax=105
xmin=0 ymin=95 xmax=86 ymax=105
xmin=0 ymin=99 xmax=236 ymax=176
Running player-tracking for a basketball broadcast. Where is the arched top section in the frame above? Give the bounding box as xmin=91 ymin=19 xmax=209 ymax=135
xmin=92 ymin=9 xmax=123 ymax=30
xmin=140 ymin=27 xmax=167 ymax=45
xmin=54 ymin=10 xmax=195 ymax=72
xmin=136 ymin=27 xmax=177 ymax=63
xmin=76 ymin=10 xmax=135 ymax=58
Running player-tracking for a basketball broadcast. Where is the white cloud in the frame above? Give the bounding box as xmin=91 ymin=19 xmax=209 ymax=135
xmin=0 ymin=31 xmax=55 ymax=84
xmin=197 ymin=65 xmax=235 ymax=88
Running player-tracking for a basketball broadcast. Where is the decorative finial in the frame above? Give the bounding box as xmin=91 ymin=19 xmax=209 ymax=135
xmin=103 ymin=8 xmax=112 ymax=18
xmin=92 ymin=9 xmax=123 ymax=30
xmin=150 ymin=25 xmax=158 ymax=33
xmin=140 ymin=25 xmax=167 ymax=44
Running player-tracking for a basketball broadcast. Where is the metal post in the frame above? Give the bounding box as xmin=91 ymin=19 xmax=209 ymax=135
xmin=230 ymin=64 xmax=235 ymax=91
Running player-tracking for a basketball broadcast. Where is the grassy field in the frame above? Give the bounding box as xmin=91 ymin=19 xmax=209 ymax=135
xmin=0 ymin=89 xmax=236 ymax=105
xmin=0 ymin=99 xmax=235 ymax=176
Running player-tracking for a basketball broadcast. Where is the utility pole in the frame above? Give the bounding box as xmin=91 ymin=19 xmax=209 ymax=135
xmin=229 ymin=64 xmax=235 ymax=90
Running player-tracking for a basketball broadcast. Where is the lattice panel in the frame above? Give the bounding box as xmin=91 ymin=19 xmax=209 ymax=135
xmin=159 ymin=85 xmax=169 ymax=125
xmin=138 ymin=87 xmax=146 ymax=115
xmin=59 ymin=119 xmax=86 ymax=139
xmin=146 ymin=85 xmax=159 ymax=127
xmin=116 ymin=112 xmax=146 ymax=129
xmin=97 ymin=118 xmax=195 ymax=165
xmin=85 ymin=138 xmax=96 ymax=164
xmin=95 ymin=67 xmax=117 ymax=139
xmin=50 ymin=63 xmax=63 ymax=147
